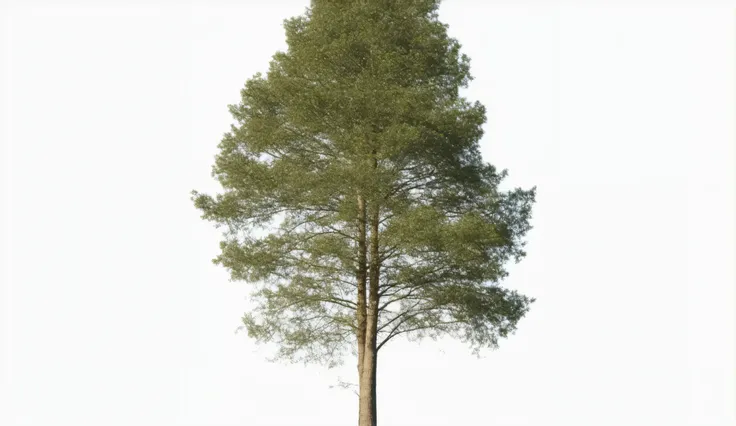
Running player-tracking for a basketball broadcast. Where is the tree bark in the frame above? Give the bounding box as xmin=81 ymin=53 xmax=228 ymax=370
xmin=359 ymin=195 xmax=381 ymax=426
xmin=356 ymin=195 xmax=368 ymax=424
xmin=358 ymin=288 xmax=378 ymax=426
xmin=358 ymin=332 xmax=377 ymax=426
xmin=371 ymin=343 xmax=378 ymax=423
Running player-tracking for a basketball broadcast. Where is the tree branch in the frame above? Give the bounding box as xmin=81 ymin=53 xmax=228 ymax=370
xmin=376 ymin=320 xmax=464 ymax=351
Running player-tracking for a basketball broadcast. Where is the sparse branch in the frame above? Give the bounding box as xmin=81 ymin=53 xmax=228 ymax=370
xmin=378 ymin=244 xmax=401 ymax=262
xmin=377 ymin=320 xmax=464 ymax=351
xmin=387 ymin=174 xmax=439 ymax=198
xmin=322 ymin=223 xmax=358 ymax=241
xmin=376 ymin=300 xmax=425 ymax=333
xmin=377 ymin=286 xmax=422 ymax=311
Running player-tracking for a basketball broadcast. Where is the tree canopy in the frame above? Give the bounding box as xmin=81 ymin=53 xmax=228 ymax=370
xmin=192 ymin=0 xmax=535 ymax=381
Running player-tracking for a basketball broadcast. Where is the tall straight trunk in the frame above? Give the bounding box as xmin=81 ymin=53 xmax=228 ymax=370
xmin=371 ymin=354 xmax=377 ymax=422
xmin=355 ymin=195 xmax=368 ymax=423
xmin=358 ymin=329 xmax=377 ymax=426
xmin=359 ymin=192 xmax=381 ymax=426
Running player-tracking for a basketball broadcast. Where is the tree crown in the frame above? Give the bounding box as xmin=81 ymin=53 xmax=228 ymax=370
xmin=193 ymin=0 xmax=535 ymax=367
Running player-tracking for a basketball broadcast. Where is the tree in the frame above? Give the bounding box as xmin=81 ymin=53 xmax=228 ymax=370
xmin=192 ymin=1 xmax=536 ymax=425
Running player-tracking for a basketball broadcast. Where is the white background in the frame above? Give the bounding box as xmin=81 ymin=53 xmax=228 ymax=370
xmin=1 ymin=1 xmax=735 ymax=425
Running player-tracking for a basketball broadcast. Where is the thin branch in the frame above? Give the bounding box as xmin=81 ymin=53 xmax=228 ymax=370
xmin=376 ymin=300 xmax=425 ymax=333
xmin=376 ymin=320 xmax=464 ymax=351
xmin=377 ymin=286 xmax=422 ymax=311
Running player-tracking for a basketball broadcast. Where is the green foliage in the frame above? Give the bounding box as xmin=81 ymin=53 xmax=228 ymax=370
xmin=192 ymin=0 xmax=535 ymax=368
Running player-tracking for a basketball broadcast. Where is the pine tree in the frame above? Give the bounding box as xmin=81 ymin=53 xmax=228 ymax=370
xmin=192 ymin=2 xmax=536 ymax=425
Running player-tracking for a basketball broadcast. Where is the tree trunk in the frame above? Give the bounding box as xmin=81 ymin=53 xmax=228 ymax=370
xmin=371 ymin=351 xmax=377 ymax=423
xmin=359 ymin=195 xmax=381 ymax=426
xmin=357 ymin=296 xmax=378 ymax=426
xmin=358 ymin=330 xmax=377 ymax=426
xmin=356 ymin=195 xmax=368 ymax=423
xmin=358 ymin=300 xmax=378 ymax=426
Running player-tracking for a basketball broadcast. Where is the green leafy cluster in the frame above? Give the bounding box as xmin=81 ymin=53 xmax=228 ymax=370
xmin=193 ymin=0 xmax=536 ymax=367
